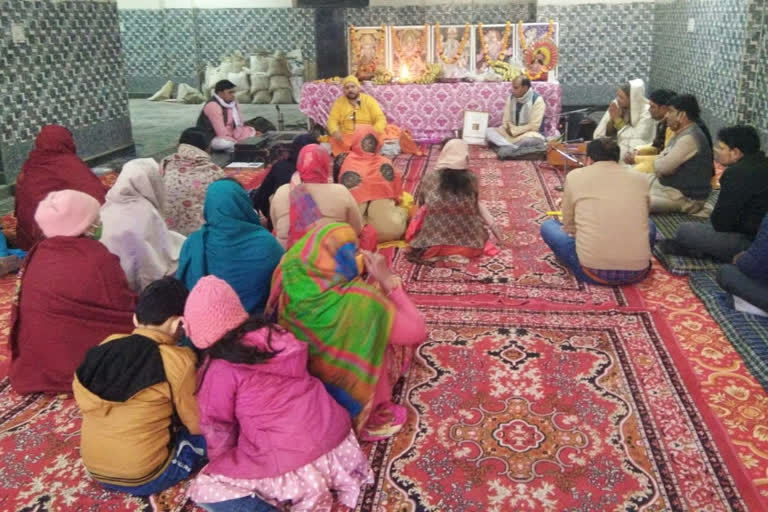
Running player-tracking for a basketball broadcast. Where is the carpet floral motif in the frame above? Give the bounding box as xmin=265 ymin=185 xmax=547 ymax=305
xmin=360 ymin=306 xmax=752 ymax=511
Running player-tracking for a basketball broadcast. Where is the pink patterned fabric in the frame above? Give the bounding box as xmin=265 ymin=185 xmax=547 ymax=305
xmin=300 ymin=81 xmax=562 ymax=142
xmin=188 ymin=430 xmax=373 ymax=511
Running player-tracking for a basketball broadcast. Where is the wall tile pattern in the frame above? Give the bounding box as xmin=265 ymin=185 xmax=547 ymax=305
xmin=737 ymin=0 xmax=768 ymax=143
xmin=0 ymin=0 xmax=133 ymax=180
xmin=650 ymin=0 xmax=748 ymax=125
xmin=537 ymin=2 xmax=654 ymax=105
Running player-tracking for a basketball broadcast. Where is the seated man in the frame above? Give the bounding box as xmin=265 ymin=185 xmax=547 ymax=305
xmin=624 ymin=88 xmax=676 ymax=172
xmin=197 ymin=79 xmax=256 ymax=152
xmin=648 ymin=94 xmax=713 ymax=213
xmin=717 ymin=214 xmax=768 ymax=315
xmin=73 ymin=277 xmax=206 ymax=496
xmin=659 ymin=125 xmax=768 ymax=261
xmin=327 ymin=75 xmax=386 ymax=155
xmin=593 ymin=79 xmax=656 ymax=159
xmin=540 ymin=138 xmax=654 ymax=286
xmin=485 ymin=76 xmax=546 ymax=154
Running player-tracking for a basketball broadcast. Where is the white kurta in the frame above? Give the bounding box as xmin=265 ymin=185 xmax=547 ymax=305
xmin=593 ymin=78 xmax=656 ymax=159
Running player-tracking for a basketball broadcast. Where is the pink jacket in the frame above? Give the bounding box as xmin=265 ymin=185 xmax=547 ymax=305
xmin=196 ymin=327 xmax=352 ymax=479
xmin=202 ymin=101 xmax=253 ymax=142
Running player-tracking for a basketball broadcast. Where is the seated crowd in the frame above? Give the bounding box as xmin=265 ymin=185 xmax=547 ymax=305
xmin=3 ymin=73 xmax=768 ymax=510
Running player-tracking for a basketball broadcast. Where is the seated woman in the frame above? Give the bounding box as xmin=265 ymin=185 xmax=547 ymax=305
xmin=717 ymin=214 xmax=768 ymax=315
xmin=266 ymin=223 xmax=427 ymax=441
xmin=593 ymin=79 xmax=656 ymax=159
xmin=176 ymin=179 xmax=284 ymax=314
xmin=15 ymin=124 xmax=107 ymax=250
xmin=100 ymin=158 xmax=187 ymax=292
xmin=161 ymin=127 xmax=226 ymax=236
xmin=251 ymin=133 xmax=317 ymax=231
xmin=9 ymin=190 xmax=137 ymax=394
xmin=408 ymin=139 xmax=503 ymax=264
xmin=337 ymin=127 xmax=408 ymax=242
xmin=271 ymin=144 xmax=362 ymax=248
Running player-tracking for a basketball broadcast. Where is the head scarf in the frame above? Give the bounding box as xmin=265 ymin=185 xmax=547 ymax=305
xmin=101 ymin=158 xmax=185 ymax=292
xmin=34 ymin=189 xmax=101 ymax=238
xmin=176 ymin=179 xmax=284 ymax=314
xmin=252 ymin=133 xmax=317 ymax=225
xmin=342 ymin=75 xmax=360 ymax=87
xmin=286 ymin=144 xmax=331 ymax=247
xmin=15 ymin=124 xmax=107 ymax=250
xmin=338 ymin=126 xmax=402 ymax=204
xmin=265 ymin=223 xmax=394 ymax=429
xmin=436 ymin=139 xmax=469 ymax=170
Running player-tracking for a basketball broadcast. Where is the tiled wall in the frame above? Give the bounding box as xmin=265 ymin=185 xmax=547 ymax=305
xmin=538 ymin=2 xmax=654 ymax=106
xmin=738 ymin=0 xmax=768 ymax=145
xmin=344 ymin=3 xmax=533 ymax=26
xmin=0 ymin=0 xmax=133 ymax=181
xmin=650 ymin=0 xmax=749 ymax=138
xmin=119 ymin=8 xmax=316 ymax=95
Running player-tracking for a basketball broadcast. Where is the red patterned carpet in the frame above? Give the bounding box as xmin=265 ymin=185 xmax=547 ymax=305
xmin=0 ymin=148 xmax=766 ymax=511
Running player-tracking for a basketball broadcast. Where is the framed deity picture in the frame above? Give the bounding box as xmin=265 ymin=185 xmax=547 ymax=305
xmin=348 ymin=26 xmax=388 ymax=79
xmin=519 ymin=22 xmax=560 ymax=81
xmin=475 ymin=23 xmax=514 ymax=73
xmin=391 ymin=26 xmax=430 ymax=80
xmin=462 ymin=110 xmax=489 ymax=145
xmin=432 ymin=24 xmax=473 ymax=77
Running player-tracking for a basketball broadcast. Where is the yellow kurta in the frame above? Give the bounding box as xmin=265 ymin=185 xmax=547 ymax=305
xmin=327 ymin=93 xmax=386 ymax=135
xmin=633 ymin=127 xmax=674 ymax=173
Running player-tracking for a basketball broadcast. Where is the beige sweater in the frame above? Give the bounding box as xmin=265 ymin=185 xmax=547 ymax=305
xmin=270 ymin=183 xmax=363 ymax=247
xmin=561 ymin=161 xmax=651 ymax=270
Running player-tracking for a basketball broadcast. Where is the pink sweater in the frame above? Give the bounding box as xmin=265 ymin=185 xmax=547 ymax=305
xmin=196 ymin=328 xmax=351 ymax=479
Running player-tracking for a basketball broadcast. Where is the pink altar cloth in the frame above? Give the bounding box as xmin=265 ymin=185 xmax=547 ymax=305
xmin=299 ymin=81 xmax=562 ymax=142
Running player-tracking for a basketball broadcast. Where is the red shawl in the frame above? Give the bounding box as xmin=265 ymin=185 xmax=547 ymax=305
xmin=14 ymin=125 xmax=107 ymax=250
xmin=9 ymin=236 xmax=137 ymax=394
xmin=338 ymin=127 xmax=402 ymax=204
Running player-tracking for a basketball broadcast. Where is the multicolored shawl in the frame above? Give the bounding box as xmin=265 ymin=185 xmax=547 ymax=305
xmin=287 ymin=144 xmax=331 ymax=248
xmin=265 ymin=223 xmax=395 ymax=429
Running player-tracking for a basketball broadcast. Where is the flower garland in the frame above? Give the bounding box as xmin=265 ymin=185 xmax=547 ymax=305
xmin=349 ymin=24 xmax=386 ymax=73
xmin=519 ymin=20 xmax=557 ymax=81
xmin=478 ymin=21 xmax=511 ymax=65
xmin=435 ymin=23 xmax=471 ymax=65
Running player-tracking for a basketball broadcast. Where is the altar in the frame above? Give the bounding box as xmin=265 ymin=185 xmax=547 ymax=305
xmin=299 ymin=81 xmax=562 ymax=142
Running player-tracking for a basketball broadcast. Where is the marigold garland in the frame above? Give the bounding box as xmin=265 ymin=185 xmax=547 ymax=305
xmin=519 ymin=20 xmax=558 ymax=80
xmin=478 ymin=21 xmax=511 ymax=65
xmin=435 ymin=23 xmax=471 ymax=65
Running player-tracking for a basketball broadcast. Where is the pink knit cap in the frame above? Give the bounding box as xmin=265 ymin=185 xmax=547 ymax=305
xmin=184 ymin=275 xmax=249 ymax=349
xmin=34 ymin=189 xmax=101 ymax=238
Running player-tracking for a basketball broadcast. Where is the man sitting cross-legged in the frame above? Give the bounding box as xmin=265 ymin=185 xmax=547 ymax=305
xmin=658 ymin=125 xmax=768 ymax=262
xmin=541 ymin=138 xmax=655 ymax=286
xmin=485 ymin=76 xmax=546 ymax=158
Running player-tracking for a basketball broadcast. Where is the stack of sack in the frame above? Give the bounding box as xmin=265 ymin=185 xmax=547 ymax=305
xmin=149 ymin=48 xmax=305 ymax=105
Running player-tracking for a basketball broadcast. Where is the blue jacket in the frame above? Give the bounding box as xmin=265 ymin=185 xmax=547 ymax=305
xmin=737 ymin=214 xmax=768 ymax=281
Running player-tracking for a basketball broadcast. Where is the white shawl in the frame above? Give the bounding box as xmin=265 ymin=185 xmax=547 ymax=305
xmin=100 ymin=158 xmax=186 ymax=292
xmin=214 ymin=93 xmax=242 ymax=127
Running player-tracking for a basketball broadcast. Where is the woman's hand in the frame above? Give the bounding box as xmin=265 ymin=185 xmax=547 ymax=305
xmin=362 ymin=250 xmax=398 ymax=292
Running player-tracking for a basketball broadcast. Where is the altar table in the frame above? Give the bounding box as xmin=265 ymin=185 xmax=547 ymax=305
xmin=299 ymin=81 xmax=562 ymax=142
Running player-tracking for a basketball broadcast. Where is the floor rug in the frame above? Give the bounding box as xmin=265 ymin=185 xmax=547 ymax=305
xmin=391 ymin=147 xmax=639 ymax=308
xmin=358 ymin=305 xmax=761 ymax=511
xmin=637 ymin=261 xmax=768 ymax=502
xmin=689 ymin=271 xmax=768 ymax=393
xmin=651 ymin=212 xmax=721 ymax=275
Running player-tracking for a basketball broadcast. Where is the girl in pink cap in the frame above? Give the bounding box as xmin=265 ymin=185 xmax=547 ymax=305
xmin=184 ymin=275 xmax=372 ymax=512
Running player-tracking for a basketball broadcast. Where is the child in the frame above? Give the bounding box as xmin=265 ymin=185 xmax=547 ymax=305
xmin=73 ymin=277 xmax=206 ymax=496
xmin=184 ymin=276 xmax=373 ymax=512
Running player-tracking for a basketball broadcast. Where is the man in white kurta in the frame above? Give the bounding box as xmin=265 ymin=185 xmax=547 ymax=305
xmin=593 ymin=78 xmax=656 ymax=159
xmin=485 ymin=76 xmax=546 ymax=147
